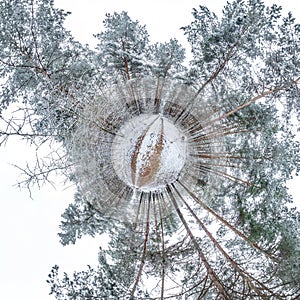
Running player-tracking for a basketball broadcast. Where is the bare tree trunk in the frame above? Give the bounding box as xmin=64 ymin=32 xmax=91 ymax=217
xmin=130 ymin=194 xmax=151 ymax=297
xmin=178 ymin=180 xmax=277 ymax=260
xmin=173 ymin=183 xmax=281 ymax=299
xmin=166 ymin=185 xmax=231 ymax=300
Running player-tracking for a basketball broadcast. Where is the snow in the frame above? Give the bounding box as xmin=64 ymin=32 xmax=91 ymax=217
xmin=112 ymin=114 xmax=187 ymax=192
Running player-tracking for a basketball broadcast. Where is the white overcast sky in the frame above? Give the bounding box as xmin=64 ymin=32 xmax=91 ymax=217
xmin=0 ymin=1 xmax=299 ymax=299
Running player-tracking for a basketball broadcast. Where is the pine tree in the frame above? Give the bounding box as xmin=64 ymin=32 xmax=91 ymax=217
xmin=1 ymin=0 xmax=300 ymax=299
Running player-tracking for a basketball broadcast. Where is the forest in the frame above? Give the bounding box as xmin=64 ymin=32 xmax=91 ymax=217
xmin=0 ymin=0 xmax=299 ymax=299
